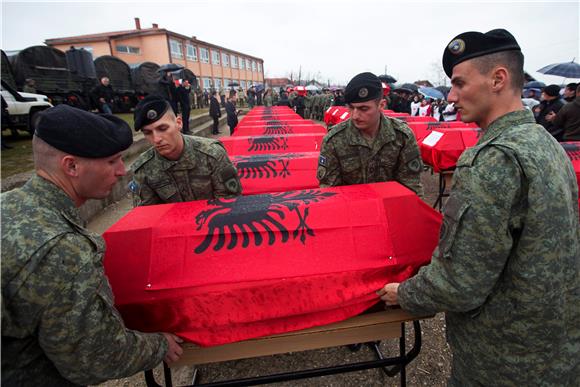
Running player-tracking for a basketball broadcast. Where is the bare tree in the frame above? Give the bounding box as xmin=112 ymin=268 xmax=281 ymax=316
xmin=430 ymin=61 xmax=448 ymax=86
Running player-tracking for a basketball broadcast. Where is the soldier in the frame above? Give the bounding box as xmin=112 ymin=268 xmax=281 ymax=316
xmin=304 ymin=90 xmax=313 ymax=119
xmin=378 ymin=29 xmax=580 ymax=385
xmin=316 ymin=72 xmax=423 ymax=196
xmin=130 ymin=95 xmax=241 ymax=206
xmin=1 ymin=105 xmax=183 ymax=386
xmin=311 ymin=92 xmax=321 ymax=121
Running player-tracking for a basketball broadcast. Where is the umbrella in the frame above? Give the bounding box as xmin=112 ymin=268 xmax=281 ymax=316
xmin=252 ymin=83 xmax=265 ymax=92
xmin=378 ymin=74 xmax=397 ymax=84
xmin=524 ymin=81 xmax=546 ymax=89
xmin=305 ymin=85 xmax=320 ymax=91
xmin=228 ymin=81 xmax=240 ymax=87
xmin=435 ymin=86 xmax=451 ymax=98
xmin=419 ymin=87 xmax=444 ymax=100
xmin=537 ymin=60 xmax=580 ymax=78
xmin=395 ymin=83 xmax=419 ymax=92
xmin=157 ymin=63 xmax=184 ymax=73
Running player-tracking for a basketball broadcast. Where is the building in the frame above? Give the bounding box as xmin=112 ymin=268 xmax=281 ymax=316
xmin=45 ymin=18 xmax=264 ymax=91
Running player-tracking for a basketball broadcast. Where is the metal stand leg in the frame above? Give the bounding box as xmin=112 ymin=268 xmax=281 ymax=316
xmin=399 ymin=323 xmax=406 ymax=387
xmin=163 ymin=362 xmax=173 ymax=387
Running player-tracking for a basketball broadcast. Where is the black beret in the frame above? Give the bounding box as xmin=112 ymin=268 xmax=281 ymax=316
xmin=134 ymin=95 xmax=172 ymax=131
xmin=442 ymin=29 xmax=521 ymax=77
xmin=35 ymin=105 xmax=132 ymax=158
xmin=344 ymin=72 xmax=382 ymax=104
xmin=543 ymin=84 xmax=561 ymax=97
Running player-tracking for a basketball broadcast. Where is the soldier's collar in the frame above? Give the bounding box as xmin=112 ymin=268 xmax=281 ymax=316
xmin=347 ymin=115 xmax=394 ymax=147
xmin=480 ymin=109 xmax=535 ymax=143
xmin=28 ymin=175 xmax=82 ymax=224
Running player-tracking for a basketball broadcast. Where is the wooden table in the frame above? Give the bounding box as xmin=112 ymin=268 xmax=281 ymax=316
xmin=144 ymin=307 xmax=431 ymax=387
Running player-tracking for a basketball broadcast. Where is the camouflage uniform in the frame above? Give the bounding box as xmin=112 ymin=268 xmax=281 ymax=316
xmin=1 ymin=175 xmax=167 ymax=386
xmin=311 ymin=94 xmax=321 ymax=121
xmin=322 ymin=92 xmax=333 ymax=116
xmin=132 ymin=134 xmax=241 ymax=206
xmin=304 ymin=94 xmax=313 ymax=119
xmin=398 ymin=110 xmax=580 ymax=386
xmin=317 ymin=115 xmax=424 ymax=196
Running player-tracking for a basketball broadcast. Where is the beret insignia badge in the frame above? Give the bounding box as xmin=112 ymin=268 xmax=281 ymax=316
xmin=358 ymin=87 xmax=369 ymax=98
xmin=146 ymin=109 xmax=158 ymax=120
xmin=448 ymin=39 xmax=466 ymax=55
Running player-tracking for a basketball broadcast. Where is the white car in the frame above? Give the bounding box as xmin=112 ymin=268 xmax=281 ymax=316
xmin=2 ymin=80 xmax=52 ymax=135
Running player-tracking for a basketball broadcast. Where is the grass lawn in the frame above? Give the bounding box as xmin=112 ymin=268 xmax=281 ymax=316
xmin=1 ymin=108 xmax=210 ymax=178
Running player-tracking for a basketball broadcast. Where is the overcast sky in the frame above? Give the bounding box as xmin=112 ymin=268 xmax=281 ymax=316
xmin=2 ymin=0 xmax=579 ymax=86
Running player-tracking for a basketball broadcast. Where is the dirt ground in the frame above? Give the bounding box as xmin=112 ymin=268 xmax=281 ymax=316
xmin=89 ymin=163 xmax=452 ymax=387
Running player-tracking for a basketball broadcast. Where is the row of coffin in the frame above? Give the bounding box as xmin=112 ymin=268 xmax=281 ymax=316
xmin=101 ymin=106 xmax=578 ymax=347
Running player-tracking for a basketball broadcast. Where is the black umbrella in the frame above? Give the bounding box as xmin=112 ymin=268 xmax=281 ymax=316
xmin=157 ymin=63 xmax=184 ymax=73
xmin=378 ymin=74 xmax=397 ymax=84
xmin=524 ymin=81 xmax=546 ymax=89
xmin=400 ymin=83 xmax=419 ymax=92
xmin=537 ymin=60 xmax=580 ymax=78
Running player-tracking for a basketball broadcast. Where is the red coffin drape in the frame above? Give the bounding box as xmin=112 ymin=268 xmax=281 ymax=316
xmin=562 ymin=142 xmax=580 ymax=212
xmin=232 ymin=152 xmax=320 ymax=195
xmin=233 ymin=124 xmax=327 ymax=137
xmin=103 ymin=183 xmax=442 ymax=346
xmin=418 ymin=127 xmax=481 ymax=172
xmin=238 ymin=120 xmax=311 ymax=127
xmin=241 ymin=115 xmax=303 ymax=122
xmin=244 ymin=107 xmax=295 ymax=116
xmin=220 ymin=133 xmax=324 ymax=155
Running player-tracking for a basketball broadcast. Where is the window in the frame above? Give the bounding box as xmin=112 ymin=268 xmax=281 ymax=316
xmin=170 ymin=39 xmax=183 ymax=59
xmin=200 ymin=47 xmax=209 ymax=63
xmin=246 ymin=59 xmax=251 ymax=70
xmin=211 ymin=50 xmax=220 ymax=65
xmin=214 ymin=78 xmax=222 ymax=89
xmin=222 ymin=52 xmax=229 ymax=67
xmin=203 ymin=78 xmax=211 ymax=89
xmin=231 ymin=54 xmax=238 ymax=69
xmin=258 ymin=62 xmax=262 ymax=72
xmin=224 ymin=79 xmax=232 ymax=87
xmin=116 ymin=45 xmax=140 ymax=54
xmin=239 ymin=56 xmax=245 ymax=69
xmin=240 ymin=80 xmax=246 ymax=89
xmin=186 ymin=43 xmax=198 ymax=61
xmin=251 ymin=61 xmax=257 ymax=72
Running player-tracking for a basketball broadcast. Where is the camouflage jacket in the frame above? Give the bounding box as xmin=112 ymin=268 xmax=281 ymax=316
xmin=131 ymin=135 xmax=242 ymax=206
xmin=398 ymin=110 xmax=580 ymax=386
xmin=317 ymin=115 xmax=424 ymax=196
xmin=1 ymin=175 xmax=167 ymax=386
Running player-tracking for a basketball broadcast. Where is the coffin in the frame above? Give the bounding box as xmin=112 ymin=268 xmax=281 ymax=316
xmin=103 ymin=183 xmax=442 ymax=346
xmin=233 ymin=124 xmax=327 ymax=137
xmin=418 ymin=127 xmax=481 ymax=172
xmin=220 ymin=133 xmax=324 ymax=155
xmin=232 ymin=152 xmax=320 ymax=195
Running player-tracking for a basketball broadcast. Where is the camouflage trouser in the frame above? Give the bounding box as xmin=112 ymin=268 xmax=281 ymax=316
xmin=304 ymin=108 xmax=311 ymax=119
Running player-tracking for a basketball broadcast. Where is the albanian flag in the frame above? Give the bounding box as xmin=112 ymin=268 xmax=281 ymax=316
xmin=103 ymin=182 xmax=442 ymax=346
xmin=220 ymin=133 xmax=324 ymax=155
xmin=232 ymin=152 xmax=320 ymax=195
xmin=233 ymin=124 xmax=327 ymax=137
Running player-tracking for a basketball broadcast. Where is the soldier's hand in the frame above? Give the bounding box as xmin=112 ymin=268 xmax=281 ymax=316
xmin=162 ymin=333 xmax=184 ymax=364
xmin=377 ymin=283 xmax=400 ymax=306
